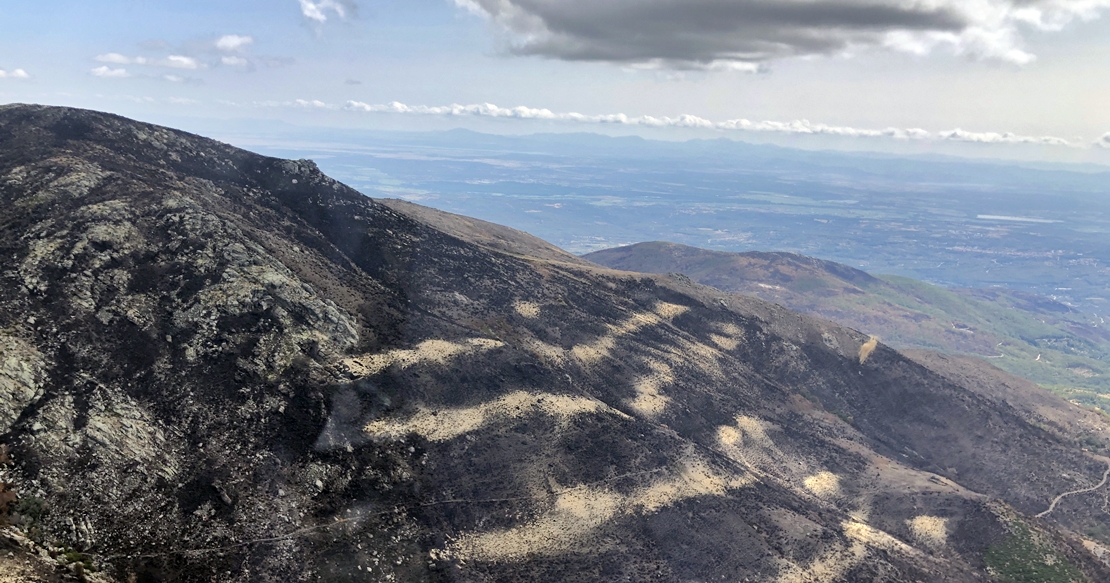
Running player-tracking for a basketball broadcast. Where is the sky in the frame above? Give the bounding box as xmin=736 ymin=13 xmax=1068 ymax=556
xmin=2 ymin=0 xmax=1110 ymax=163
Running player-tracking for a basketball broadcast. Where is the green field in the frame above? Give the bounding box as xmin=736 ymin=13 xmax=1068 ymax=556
xmin=860 ymin=275 xmax=1110 ymax=411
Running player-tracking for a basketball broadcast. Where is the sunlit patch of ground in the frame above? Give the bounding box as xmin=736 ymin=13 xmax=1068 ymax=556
xmin=716 ymin=417 xmax=757 ymax=450
xmin=653 ymin=302 xmax=689 ymax=319
xmin=558 ymin=303 xmax=731 ymax=396
xmin=710 ymin=322 xmax=744 ymax=351
xmin=843 ymin=521 xmax=919 ymax=556
xmin=363 ymin=391 xmax=616 ymax=442
xmin=449 ymin=486 xmax=620 ymax=562
xmin=344 ymin=338 xmax=503 ymax=376
xmin=447 ymin=452 xmax=752 ymax=562
xmin=513 ymin=301 xmax=541 ymax=319
xmin=0 ymin=561 xmax=38 ymax=583
xmin=710 ymin=334 xmax=740 ymax=351
xmin=570 ymin=335 xmax=616 ymax=364
xmin=716 ymin=414 xmax=788 ymax=478
xmin=524 ymin=338 xmax=567 ymax=365
xmin=773 ymin=540 xmax=867 ymax=583
xmin=653 ymin=336 xmax=727 ymax=382
xmin=627 ymin=361 xmax=673 ymax=418
xmin=715 ymin=322 xmax=744 ymax=336
xmin=735 ymin=415 xmax=773 ymax=446
xmin=858 ymin=336 xmax=879 ymax=364
xmin=907 ymin=515 xmax=948 ymax=549
xmin=570 ymin=303 xmax=690 ymax=365
xmin=766 ymin=519 xmax=922 ymax=582
xmin=832 ymin=437 xmax=972 ymax=496
xmin=718 ymin=425 xmax=742 ymax=446
xmin=634 ymin=454 xmax=750 ymax=513
xmin=803 ymin=472 xmax=841 ymax=499
xmin=1082 ymin=539 xmax=1110 ymax=568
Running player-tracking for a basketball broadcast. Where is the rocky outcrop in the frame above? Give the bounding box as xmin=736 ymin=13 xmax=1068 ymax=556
xmin=0 ymin=336 xmax=45 ymax=434
xmin=0 ymin=104 xmax=1109 ymax=582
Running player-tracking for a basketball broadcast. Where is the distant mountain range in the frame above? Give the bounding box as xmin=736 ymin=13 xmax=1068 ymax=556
xmin=3 ymin=105 xmax=1110 ymax=582
xmin=586 ymin=241 xmax=1110 ymax=412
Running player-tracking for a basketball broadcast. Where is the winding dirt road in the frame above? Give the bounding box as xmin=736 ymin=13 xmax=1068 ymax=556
xmin=1036 ymin=458 xmax=1110 ymax=518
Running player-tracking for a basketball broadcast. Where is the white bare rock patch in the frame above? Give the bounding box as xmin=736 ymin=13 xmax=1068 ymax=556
xmin=0 ymin=336 xmax=46 ymax=433
xmin=159 ymin=203 xmax=360 ymax=376
xmin=84 ymin=391 xmax=181 ymax=480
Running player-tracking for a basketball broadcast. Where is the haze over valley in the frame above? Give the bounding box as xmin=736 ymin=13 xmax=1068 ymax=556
xmin=234 ymin=128 xmax=1110 ymax=313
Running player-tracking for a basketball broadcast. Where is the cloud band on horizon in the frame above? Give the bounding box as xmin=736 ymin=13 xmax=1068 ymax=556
xmin=341 ymin=99 xmax=1085 ymax=147
xmin=96 ymin=53 xmax=202 ymax=70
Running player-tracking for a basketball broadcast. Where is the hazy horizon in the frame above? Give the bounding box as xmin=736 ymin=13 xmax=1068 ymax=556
xmin=4 ymin=1 xmax=1110 ymax=165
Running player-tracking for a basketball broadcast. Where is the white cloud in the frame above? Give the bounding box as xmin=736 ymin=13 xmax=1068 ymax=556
xmin=96 ymin=53 xmax=136 ymax=65
xmin=0 ymin=69 xmax=30 ymax=79
xmin=216 ymin=35 xmax=254 ymax=52
xmin=221 ymin=56 xmax=249 ymax=66
xmin=453 ymin=0 xmax=1110 ymax=68
xmin=1096 ymin=133 xmax=1110 ymax=149
xmin=938 ymin=128 xmax=1072 ymax=146
xmin=342 ymin=99 xmax=1080 ymax=147
xmin=96 ymin=53 xmax=202 ymax=69
xmin=299 ymin=0 xmax=350 ymax=23
xmin=164 ymin=75 xmax=184 ymax=83
xmin=91 ymin=66 xmax=130 ymax=78
xmin=255 ymin=99 xmax=335 ymax=109
xmin=163 ymin=55 xmax=201 ymax=69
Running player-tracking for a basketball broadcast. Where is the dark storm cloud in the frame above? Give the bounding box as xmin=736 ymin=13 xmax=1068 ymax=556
xmin=455 ymin=0 xmax=1109 ymax=68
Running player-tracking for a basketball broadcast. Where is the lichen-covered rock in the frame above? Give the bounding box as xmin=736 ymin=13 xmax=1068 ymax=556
xmin=0 ymin=336 xmax=45 ymax=434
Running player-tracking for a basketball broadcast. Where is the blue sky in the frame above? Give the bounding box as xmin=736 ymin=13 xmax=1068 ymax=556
xmin=2 ymin=1 xmax=1110 ymax=162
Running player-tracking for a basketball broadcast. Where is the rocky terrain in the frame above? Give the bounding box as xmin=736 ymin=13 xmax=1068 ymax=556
xmin=1 ymin=104 xmax=1110 ymax=582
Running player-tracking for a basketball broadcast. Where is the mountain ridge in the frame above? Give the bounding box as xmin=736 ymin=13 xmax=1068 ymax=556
xmin=1 ymin=104 xmax=1109 ymax=582
xmin=585 ymin=240 xmax=1110 ymax=411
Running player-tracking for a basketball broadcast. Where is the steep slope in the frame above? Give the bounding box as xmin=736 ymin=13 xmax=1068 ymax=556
xmin=1 ymin=105 xmax=1110 ymax=583
xmin=585 ymin=241 xmax=1110 ymax=411
xmin=376 ymin=198 xmax=592 ymax=267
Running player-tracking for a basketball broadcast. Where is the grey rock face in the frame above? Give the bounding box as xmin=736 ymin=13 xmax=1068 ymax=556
xmin=0 ymin=336 xmax=45 ymax=434
xmin=0 ymin=105 xmax=1109 ymax=583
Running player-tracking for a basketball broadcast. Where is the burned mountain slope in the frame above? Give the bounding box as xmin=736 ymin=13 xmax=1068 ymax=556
xmin=584 ymin=241 xmax=1110 ymax=412
xmin=0 ymin=105 xmax=1108 ymax=583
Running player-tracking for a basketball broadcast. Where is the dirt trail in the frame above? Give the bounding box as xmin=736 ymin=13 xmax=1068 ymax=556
xmin=1036 ymin=458 xmax=1110 ymax=518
